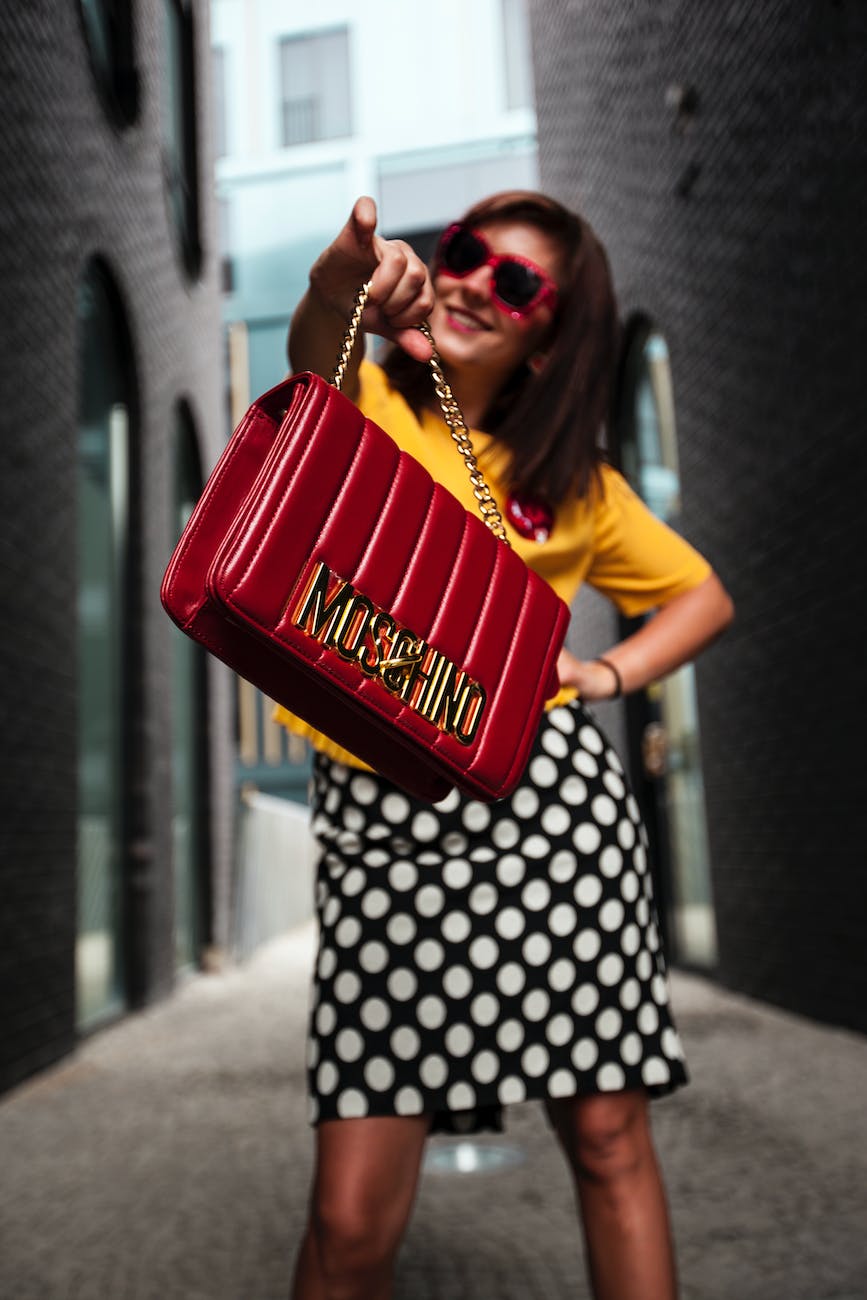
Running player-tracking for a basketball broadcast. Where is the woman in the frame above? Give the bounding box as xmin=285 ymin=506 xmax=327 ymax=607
xmin=277 ymin=192 xmax=734 ymax=1300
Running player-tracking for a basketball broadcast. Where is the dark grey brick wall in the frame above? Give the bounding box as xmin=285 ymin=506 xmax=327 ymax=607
xmin=0 ymin=1 xmax=235 ymax=1091
xmin=532 ymin=0 xmax=867 ymax=1030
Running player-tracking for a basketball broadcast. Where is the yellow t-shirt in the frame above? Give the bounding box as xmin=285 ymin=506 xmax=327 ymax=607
xmin=274 ymin=360 xmax=711 ymax=768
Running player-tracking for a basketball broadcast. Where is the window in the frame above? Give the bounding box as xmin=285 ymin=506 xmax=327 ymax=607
xmin=76 ymin=259 xmax=136 ymax=1027
xmin=162 ymin=0 xmax=202 ymax=277
xmin=78 ymin=0 xmax=139 ymax=125
xmin=501 ymin=0 xmax=535 ymax=111
xmin=278 ymin=28 xmax=352 ymax=147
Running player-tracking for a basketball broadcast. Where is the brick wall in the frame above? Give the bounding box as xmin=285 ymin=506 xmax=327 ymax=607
xmin=0 ymin=1 xmax=235 ymax=1091
xmin=531 ymin=0 xmax=867 ymax=1030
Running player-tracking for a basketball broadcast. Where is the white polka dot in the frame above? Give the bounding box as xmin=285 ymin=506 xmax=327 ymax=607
xmin=323 ymin=788 xmax=340 ymax=815
xmin=337 ymin=831 xmax=363 ymax=855
xmin=523 ymin=932 xmax=552 ymax=966
xmin=469 ymin=936 xmax=499 ymax=969
xmin=599 ymin=899 xmax=625 ymax=932
xmin=359 ymin=941 xmax=388 ymax=974
xmin=469 ymin=882 xmax=498 ymax=914
xmin=443 ymin=965 xmax=473 ymax=999
xmin=342 ymin=806 xmax=365 ymax=832
xmin=591 ymin=795 xmax=618 ymax=826
xmin=316 ymin=1002 xmax=337 ymax=1035
xmin=636 ymin=950 xmax=653 ymax=980
xmin=337 ymin=1088 xmax=369 ymax=1118
xmin=307 ymin=1095 xmax=320 ymax=1124
xmin=572 ymin=751 xmax=599 ymax=778
xmin=448 ymin=1081 xmax=476 ymax=1110
xmin=317 ymin=1061 xmax=339 ymax=1095
xmin=441 ymin=910 xmax=471 ymax=943
xmin=545 ymin=1013 xmax=573 ymax=1046
xmin=495 ymin=906 xmax=525 ymax=940
xmin=469 ymin=846 xmax=496 ymax=863
xmin=471 ymin=1049 xmax=500 ymax=1084
xmin=462 ymin=801 xmax=491 ymax=832
xmin=617 ymin=820 xmax=636 ymax=850
xmin=412 ymin=811 xmax=440 ymax=842
xmin=389 ymin=861 xmax=417 ymax=892
xmin=636 ymin=898 xmax=650 ymax=927
xmin=445 ymin=1023 xmax=474 ymax=1056
xmin=549 ymin=903 xmax=578 ymax=937
xmin=415 ymin=938 xmax=445 ymax=971
xmin=574 ymin=874 xmax=602 ymax=909
xmin=360 ymin=998 xmax=390 ymax=1031
xmin=498 ymin=1076 xmax=526 ymax=1104
xmin=596 ymin=1063 xmax=626 ymax=1092
xmin=322 ymin=897 xmax=341 ymax=927
xmin=573 ymin=823 xmax=602 ymax=854
xmin=307 ymin=1038 xmax=320 ymax=1070
xmin=387 ymin=968 xmax=418 ymax=1001
xmin=541 ymin=804 xmax=571 ymax=836
xmin=549 ymin=850 xmax=578 ymax=883
xmin=638 ymin=1003 xmax=660 ymax=1035
xmin=529 ymin=755 xmax=559 ymax=787
xmin=620 ymin=1032 xmax=643 ymax=1066
xmin=572 ymin=983 xmax=599 ymax=1016
xmin=496 ymin=1019 xmax=525 ymax=1052
xmin=512 ymin=787 xmax=539 ymax=818
xmin=597 ymin=953 xmax=625 ymax=986
xmin=361 ymin=888 xmax=390 ymax=920
xmin=661 ymin=1027 xmax=682 ymax=1059
xmin=574 ymin=924 xmax=604 ymax=964
xmin=642 ymin=1057 xmax=671 ymax=1087
xmin=548 ymin=957 xmax=576 ymax=992
xmin=395 ymin=1086 xmax=424 ymax=1115
xmin=470 ymin=993 xmax=500 ymax=1026
xmin=522 ymin=988 xmax=551 ymax=1021
xmin=647 ymin=923 xmax=660 ymax=953
xmin=542 ymin=728 xmax=570 ymax=759
xmin=572 ymin=1038 xmax=598 ymax=1071
xmin=522 ymin=878 xmax=551 ymax=911
xmin=362 ymin=847 xmax=389 ymax=867
xmin=596 ymin=1007 xmax=623 ymax=1040
xmin=549 ymin=706 xmax=575 ymax=733
xmin=334 ymin=972 xmax=361 ymax=1003
xmin=620 ymin=872 xmax=640 ymax=903
xmin=434 ymin=787 xmax=461 ymax=814
xmin=496 ymin=854 xmax=526 ymax=887
xmin=598 ymin=849 xmax=621 ymax=881
xmin=626 ymin=795 xmax=641 ymax=823
xmin=443 ymin=858 xmax=472 ymax=889
xmin=578 ymin=724 xmax=604 ymax=754
xmin=522 ymin=833 xmax=551 ymax=860
xmin=633 ymin=844 xmax=648 ymax=874
xmin=522 ymin=1043 xmax=550 ymax=1077
xmin=442 ymin=831 xmax=469 ymax=855
xmin=417 ymin=995 xmax=447 ymax=1029
xmin=416 ymin=884 xmax=445 ymax=918
xmin=548 ymin=1068 xmax=577 ymax=1098
xmin=560 ymin=774 xmax=588 ymax=806
xmin=420 ymin=1054 xmax=448 ymax=1088
xmin=496 ymin=962 xmax=526 ymax=997
xmin=652 ymin=974 xmax=669 ymax=1006
xmin=350 ymin=775 xmax=378 ymax=804
xmin=382 ymin=790 xmax=413 ymax=821
xmin=386 ymin=913 xmax=417 ymax=946
xmin=335 ymin=1029 xmax=364 ymax=1062
xmin=491 ymin=818 xmax=521 ymax=849
xmin=318 ymin=948 xmax=337 ymax=979
xmin=619 ymin=978 xmax=642 ymax=1011
xmin=621 ymin=924 xmax=641 ymax=956
xmin=602 ymin=770 xmax=626 ymax=799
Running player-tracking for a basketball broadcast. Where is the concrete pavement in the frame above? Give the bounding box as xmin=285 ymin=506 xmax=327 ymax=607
xmin=1 ymin=923 xmax=865 ymax=1300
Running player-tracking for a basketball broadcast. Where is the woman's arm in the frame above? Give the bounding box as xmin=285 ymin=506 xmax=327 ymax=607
xmin=288 ymin=196 xmax=434 ymax=399
xmin=558 ymin=571 xmax=734 ymax=701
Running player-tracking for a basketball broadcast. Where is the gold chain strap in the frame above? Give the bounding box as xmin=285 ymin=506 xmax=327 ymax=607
xmin=331 ymin=281 xmax=511 ymax=547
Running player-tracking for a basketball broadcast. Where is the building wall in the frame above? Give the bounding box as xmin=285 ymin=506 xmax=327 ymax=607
xmin=0 ymin=1 xmax=233 ymax=1092
xmin=531 ymin=0 xmax=866 ymax=1029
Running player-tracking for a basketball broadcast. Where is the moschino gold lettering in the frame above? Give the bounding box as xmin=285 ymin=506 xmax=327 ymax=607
xmin=290 ymin=560 xmax=486 ymax=745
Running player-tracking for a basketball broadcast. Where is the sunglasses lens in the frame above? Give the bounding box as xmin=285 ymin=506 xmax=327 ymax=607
xmin=493 ymin=260 xmax=543 ymax=310
xmin=441 ymin=227 xmax=488 ymax=274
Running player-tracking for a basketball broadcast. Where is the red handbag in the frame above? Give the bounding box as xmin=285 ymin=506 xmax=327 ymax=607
xmin=161 ymin=286 xmax=569 ymax=802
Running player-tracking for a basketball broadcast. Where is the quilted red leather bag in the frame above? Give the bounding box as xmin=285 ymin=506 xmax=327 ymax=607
xmin=161 ymin=285 xmax=569 ymax=802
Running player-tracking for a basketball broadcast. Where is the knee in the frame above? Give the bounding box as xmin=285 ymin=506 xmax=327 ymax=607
xmin=311 ymin=1194 xmax=398 ymax=1287
xmin=559 ymin=1091 xmax=653 ymax=1187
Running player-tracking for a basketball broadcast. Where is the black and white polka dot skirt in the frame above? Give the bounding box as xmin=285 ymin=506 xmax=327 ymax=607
xmin=306 ymin=699 xmax=688 ymax=1132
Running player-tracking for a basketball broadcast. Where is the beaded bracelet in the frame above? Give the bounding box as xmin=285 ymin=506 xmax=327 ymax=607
xmin=595 ymin=656 xmax=623 ymax=699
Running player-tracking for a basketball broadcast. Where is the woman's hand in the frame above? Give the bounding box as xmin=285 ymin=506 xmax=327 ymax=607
xmin=557 ymin=649 xmax=624 ymax=701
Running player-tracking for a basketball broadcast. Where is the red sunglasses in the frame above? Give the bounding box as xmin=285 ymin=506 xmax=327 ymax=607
xmin=434 ymin=223 xmax=559 ymax=320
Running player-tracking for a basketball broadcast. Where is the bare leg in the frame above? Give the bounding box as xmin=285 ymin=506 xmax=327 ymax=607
xmin=292 ymin=1113 xmax=431 ymax=1300
xmin=546 ymin=1090 xmax=677 ymax=1300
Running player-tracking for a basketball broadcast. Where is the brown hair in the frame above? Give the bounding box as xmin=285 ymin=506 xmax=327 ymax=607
xmin=381 ymin=190 xmax=620 ymax=508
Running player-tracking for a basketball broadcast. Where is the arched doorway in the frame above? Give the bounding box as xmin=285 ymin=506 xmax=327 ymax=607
xmin=617 ymin=320 xmax=719 ymax=968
